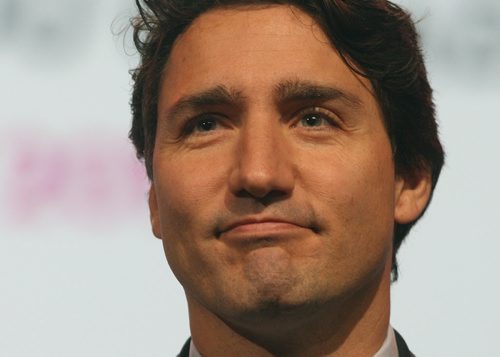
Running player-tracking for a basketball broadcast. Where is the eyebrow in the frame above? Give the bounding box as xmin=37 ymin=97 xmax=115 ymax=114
xmin=164 ymin=85 xmax=244 ymax=123
xmin=163 ymin=79 xmax=362 ymax=123
xmin=274 ymin=79 xmax=362 ymax=109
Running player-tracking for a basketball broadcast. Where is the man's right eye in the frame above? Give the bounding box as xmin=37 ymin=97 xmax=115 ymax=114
xmin=182 ymin=115 xmax=222 ymax=136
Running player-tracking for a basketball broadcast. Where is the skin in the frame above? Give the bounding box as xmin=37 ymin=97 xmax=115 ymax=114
xmin=149 ymin=5 xmax=431 ymax=356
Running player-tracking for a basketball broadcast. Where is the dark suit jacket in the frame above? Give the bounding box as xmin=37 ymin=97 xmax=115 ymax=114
xmin=178 ymin=330 xmax=415 ymax=357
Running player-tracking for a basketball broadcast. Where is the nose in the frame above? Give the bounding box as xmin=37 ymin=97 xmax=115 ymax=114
xmin=228 ymin=119 xmax=295 ymax=200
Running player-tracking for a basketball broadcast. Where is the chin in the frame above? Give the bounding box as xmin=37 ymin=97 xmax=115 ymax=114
xmin=220 ymin=280 xmax=328 ymax=325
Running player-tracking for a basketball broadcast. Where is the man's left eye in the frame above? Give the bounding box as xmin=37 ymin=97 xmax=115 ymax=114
xmin=296 ymin=107 xmax=338 ymax=129
xmin=300 ymin=114 xmax=328 ymax=127
xmin=195 ymin=118 xmax=218 ymax=132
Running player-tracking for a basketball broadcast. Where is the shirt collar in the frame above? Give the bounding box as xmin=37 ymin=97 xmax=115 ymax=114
xmin=189 ymin=326 xmax=398 ymax=357
xmin=189 ymin=340 xmax=202 ymax=357
xmin=374 ymin=326 xmax=399 ymax=357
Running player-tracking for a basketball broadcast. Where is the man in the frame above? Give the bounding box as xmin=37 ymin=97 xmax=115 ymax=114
xmin=129 ymin=0 xmax=444 ymax=356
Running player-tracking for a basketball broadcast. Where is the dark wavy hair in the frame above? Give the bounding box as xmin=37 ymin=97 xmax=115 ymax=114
xmin=129 ymin=0 xmax=444 ymax=280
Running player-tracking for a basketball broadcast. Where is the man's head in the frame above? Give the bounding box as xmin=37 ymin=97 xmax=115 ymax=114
xmin=130 ymin=0 xmax=444 ymax=285
xmin=130 ymin=2 xmax=444 ymax=353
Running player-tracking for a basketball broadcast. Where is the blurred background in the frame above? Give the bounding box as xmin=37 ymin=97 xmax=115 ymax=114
xmin=0 ymin=0 xmax=498 ymax=356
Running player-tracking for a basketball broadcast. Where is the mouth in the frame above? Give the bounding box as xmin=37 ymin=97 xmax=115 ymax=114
xmin=217 ymin=217 xmax=315 ymax=242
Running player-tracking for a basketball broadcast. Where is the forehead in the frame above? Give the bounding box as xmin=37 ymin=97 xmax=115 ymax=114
xmin=161 ymin=5 xmax=375 ymax=109
xmin=183 ymin=5 xmax=322 ymax=42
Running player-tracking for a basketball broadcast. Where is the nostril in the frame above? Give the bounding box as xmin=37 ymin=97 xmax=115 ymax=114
xmin=234 ymin=187 xmax=291 ymax=205
xmin=259 ymin=189 xmax=291 ymax=205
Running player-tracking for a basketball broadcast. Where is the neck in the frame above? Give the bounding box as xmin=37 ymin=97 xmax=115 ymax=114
xmin=187 ymin=260 xmax=392 ymax=357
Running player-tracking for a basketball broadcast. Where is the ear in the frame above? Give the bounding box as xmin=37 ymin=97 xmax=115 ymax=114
xmin=148 ymin=185 xmax=162 ymax=239
xmin=394 ymin=169 xmax=432 ymax=224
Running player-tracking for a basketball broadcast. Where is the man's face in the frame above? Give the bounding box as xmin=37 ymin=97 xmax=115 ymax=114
xmin=150 ymin=6 xmax=415 ymax=323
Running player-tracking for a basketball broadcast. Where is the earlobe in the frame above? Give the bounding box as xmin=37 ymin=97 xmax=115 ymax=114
xmin=394 ymin=170 xmax=432 ymax=224
xmin=148 ymin=185 xmax=162 ymax=239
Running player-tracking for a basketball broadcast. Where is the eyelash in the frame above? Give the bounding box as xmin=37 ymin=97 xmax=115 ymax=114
xmin=181 ymin=106 xmax=339 ymax=136
xmin=293 ymin=107 xmax=339 ymax=129
xmin=182 ymin=113 xmax=224 ymax=136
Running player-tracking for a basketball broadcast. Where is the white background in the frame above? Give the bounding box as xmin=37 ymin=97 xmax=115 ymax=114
xmin=1 ymin=0 xmax=499 ymax=356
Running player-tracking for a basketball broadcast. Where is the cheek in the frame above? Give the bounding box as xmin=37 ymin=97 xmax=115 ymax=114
xmin=154 ymin=154 xmax=223 ymax=229
xmin=299 ymin=141 xmax=396 ymax=240
xmin=300 ymin=148 xmax=396 ymax=286
xmin=152 ymin=153 xmax=229 ymax=270
xmin=153 ymin=163 xmax=218 ymax=290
